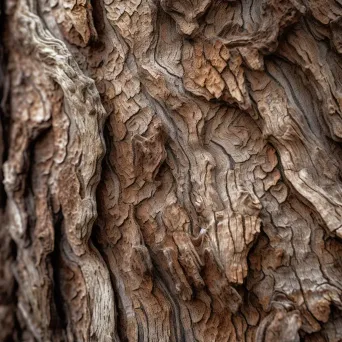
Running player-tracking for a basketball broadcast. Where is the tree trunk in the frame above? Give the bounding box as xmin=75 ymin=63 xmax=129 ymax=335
xmin=2 ymin=0 xmax=342 ymax=341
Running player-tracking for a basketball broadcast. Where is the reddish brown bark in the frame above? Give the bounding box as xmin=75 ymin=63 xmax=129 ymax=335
xmin=2 ymin=0 xmax=342 ymax=341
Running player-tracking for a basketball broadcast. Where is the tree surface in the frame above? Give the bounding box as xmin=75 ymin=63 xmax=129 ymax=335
xmin=2 ymin=0 xmax=342 ymax=341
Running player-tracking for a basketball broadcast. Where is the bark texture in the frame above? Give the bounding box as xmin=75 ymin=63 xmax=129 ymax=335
xmin=2 ymin=0 xmax=342 ymax=341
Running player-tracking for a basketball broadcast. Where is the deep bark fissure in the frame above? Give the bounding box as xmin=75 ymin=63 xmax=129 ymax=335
xmin=50 ymin=210 xmax=67 ymax=333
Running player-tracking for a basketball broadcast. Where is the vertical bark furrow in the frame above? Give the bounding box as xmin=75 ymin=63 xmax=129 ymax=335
xmin=4 ymin=1 xmax=117 ymax=340
xmin=0 ymin=3 xmax=17 ymax=341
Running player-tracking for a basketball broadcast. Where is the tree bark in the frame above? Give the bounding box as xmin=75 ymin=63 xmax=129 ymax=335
xmin=2 ymin=0 xmax=342 ymax=341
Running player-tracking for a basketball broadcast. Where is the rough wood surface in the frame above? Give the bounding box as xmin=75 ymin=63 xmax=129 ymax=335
xmin=2 ymin=0 xmax=342 ymax=341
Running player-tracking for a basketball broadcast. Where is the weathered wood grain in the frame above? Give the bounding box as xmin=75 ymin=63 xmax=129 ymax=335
xmin=2 ymin=0 xmax=342 ymax=341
